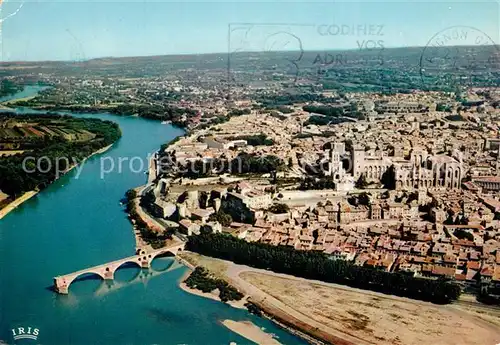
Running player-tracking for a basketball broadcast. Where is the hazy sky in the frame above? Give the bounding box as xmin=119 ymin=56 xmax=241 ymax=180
xmin=0 ymin=0 xmax=498 ymax=61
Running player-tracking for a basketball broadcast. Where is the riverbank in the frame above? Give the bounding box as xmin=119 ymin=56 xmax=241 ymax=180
xmin=176 ymin=252 xmax=500 ymax=345
xmin=178 ymin=251 xmax=329 ymax=345
xmin=61 ymin=143 xmax=114 ymax=175
xmin=0 ymin=143 xmax=114 ymax=220
xmin=7 ymin=102 xmax=191 ymax=130
xmin=0 ymin=104 xmax=14 ymax=111
xmin=2 ymin=94 xmax=38 ymax=105
xmin=178 ymin=270 xmax=247 ymax=310
xmin=221 ymin=320 xmax=282 ymax=345
xmin=127 ymin=186 xmax=152 ymax=250
xmin=0 ymin=191 xmax=38 ymax=220
xmin=239 ymin=271 xmax=500 ymax=345
xmin=177 ymin=258 xmax=247 ymax=310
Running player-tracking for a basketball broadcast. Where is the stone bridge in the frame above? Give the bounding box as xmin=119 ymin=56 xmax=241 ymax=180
xmin=54 ymin=243 xmax=185 ymax=294
xmin=94 ymin=258 xmax=185 ymax=297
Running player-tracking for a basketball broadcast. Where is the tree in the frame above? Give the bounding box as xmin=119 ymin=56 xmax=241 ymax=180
xmin=200 ymin=225 xmax=213 ymax=235
xmin=220 ymin=196 xmax=255 ymax=224
xmin=381 ymin=165 xmax=396 ymax=189
xmin=0 ymin=114 xmax=121 ymax=197
xmin=227 ymin=133 xmax=274 ymax=146
xmin=185 ymin=267 xmax=243 ymax=302
xmin=209 ymin=211 xmax=233 ymax=227
xmin=345 ymin=139 xmax=353 ymax=153
xmin=444 ymin=215 xmax=454 ymax=225
xmin=186 ymin=233 xmax=461 ymax=304
xmin=199 ymin=191 xmax=209 ymax=208
xmin=358 ymin=192 xmax=370 ymax=206
xmin=454 ymin=229 xmax=474 ymax=241
xmin=0 ymin=79 xmax=23 ymax=97
xmin=269 ymin=203 xmax=290 ymax=214
xmin=299 ymin=177 xmax=336 ymax=190
xmin=355 ymin=173 xmax=368 ymax=189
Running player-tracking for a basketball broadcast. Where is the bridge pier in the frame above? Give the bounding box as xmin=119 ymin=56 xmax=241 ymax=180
xmin=138 ymin=255 xmax=152 ymax=269
xmin=54 ymin=278 xmax=69 ymax=295
xmin=57 ymin=286 xmax=69 ymax=294
xmin=104 ymin=268 xmax=114 ymax=280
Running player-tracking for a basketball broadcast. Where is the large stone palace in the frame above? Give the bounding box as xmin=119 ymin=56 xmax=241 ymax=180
xmin=326 ymin=143 xmax=464 ymax=191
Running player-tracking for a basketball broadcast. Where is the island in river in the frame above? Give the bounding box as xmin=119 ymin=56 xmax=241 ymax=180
xmin=0 ymin=110 xmax=308 ymax=345
xmin=0 ymin=79 xmax=24 ymax=98
xmin=0 ymin=113 xmax=121 ymax=217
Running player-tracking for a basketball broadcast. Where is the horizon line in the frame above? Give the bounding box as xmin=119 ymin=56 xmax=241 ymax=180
xmin=1 ymin=43 xmax=498 ymax=65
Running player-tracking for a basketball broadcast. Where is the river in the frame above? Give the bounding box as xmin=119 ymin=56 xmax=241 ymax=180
xmin=0 ymin=85 xmax=50 ymax=103
xmin=0 ymin=89 xmax=308 ymax=345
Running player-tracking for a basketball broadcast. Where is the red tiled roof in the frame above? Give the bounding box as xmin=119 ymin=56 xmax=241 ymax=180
xmin=432 ymin=265 xmax=455 ymax=277
xmin=481 ymin=266 xmax=494 ymax=276
xmin=473 ymin=176 xmax=500 ymax=183
xmin=493 ymin=265 xmax=500 ymax=282
xmin=467 ymin=261 xmax=481 ymax=270
xmin=422 ymin=264 xmax=434 ymax=272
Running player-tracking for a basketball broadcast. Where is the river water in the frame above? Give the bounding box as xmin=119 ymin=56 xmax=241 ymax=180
xmin=0 ymin=87 xmax=307 ymax=345
xmin=0 ymin=85 xmax=50 ymax=103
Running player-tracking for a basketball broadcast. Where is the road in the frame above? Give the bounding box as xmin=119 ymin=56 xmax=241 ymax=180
xmin=226 ymin=264 xmax=367 ymax=345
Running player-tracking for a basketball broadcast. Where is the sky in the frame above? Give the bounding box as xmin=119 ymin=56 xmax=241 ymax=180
xmin=0 ymin=0 xmax=498 ymax=61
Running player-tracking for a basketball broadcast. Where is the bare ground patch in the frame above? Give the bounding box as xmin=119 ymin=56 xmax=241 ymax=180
xmin=240 ymin=271 xmax=500 ymax=345
xmin=177 ymin=251 xmax=229 ymax=279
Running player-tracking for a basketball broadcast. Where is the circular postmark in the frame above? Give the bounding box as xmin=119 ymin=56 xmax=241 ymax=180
xmin=227 ymin=25 xmax=304 ymax=91
xmin=420 ymin=26 xmax=500 ymax=89
xmin=263 ymin=31 xmax=304 ymax=82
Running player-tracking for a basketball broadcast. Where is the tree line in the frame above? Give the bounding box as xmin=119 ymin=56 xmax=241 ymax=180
xmin=187 ymin=233 xmax=461 ymax=304
xmin=257 ymin=93 xmax=339 ymax=107
xmin=0 ymin=114 xmax=121 ymax=197
xmin=125 ymin=189 xmax=173 ymax=249
xmin=0 ymin=79 xmax=23 ymax=97
xmin=111 ymin=104 xmax=197 ymax=127
xmin=176 ymin=152 xmax=284 ymax=179
xmin=184 ymin=267 xmax=244 ymax=302
xmin=227 ymin=133 xmax=274 ymax=146
xmin=298 ymin=177 xmax=336 ymax=190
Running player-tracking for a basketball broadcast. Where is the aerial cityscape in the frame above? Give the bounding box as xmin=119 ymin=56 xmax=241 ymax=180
xmin=0 ymin=1 xmax=499 ymax=345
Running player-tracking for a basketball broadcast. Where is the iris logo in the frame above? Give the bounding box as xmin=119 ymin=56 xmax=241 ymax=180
xmin=11 ymin=327 xmax=40 ymax=341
